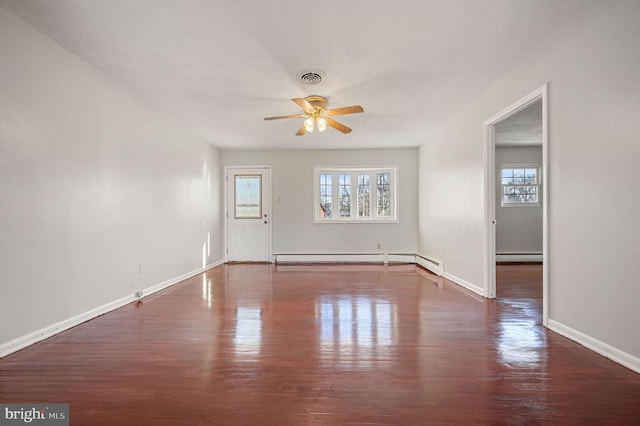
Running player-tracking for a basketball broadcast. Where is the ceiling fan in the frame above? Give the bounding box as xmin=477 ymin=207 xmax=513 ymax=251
xmin=264 ymin=96 xmax=364 ymax=136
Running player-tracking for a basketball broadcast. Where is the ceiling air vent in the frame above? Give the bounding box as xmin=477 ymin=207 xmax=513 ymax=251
xmin=297 ymin=69 xmax=325 ymax=85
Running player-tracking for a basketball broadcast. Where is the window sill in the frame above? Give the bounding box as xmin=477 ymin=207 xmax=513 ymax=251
xmin=314 ymin=219 xmax=399 ymax=224
xmin=500 ymin=202 xmax=541 ymax=208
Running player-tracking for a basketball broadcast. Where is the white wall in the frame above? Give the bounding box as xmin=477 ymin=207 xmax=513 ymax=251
xmin=0 ymin=8 xmax=223 ymax=351
xmin=418 ymin=0 xmax=640 ymax=363
xmin=222 ymin=149 xmax=418 ymax=255
xmin=495 ymin=146 xmax=543 ymax=255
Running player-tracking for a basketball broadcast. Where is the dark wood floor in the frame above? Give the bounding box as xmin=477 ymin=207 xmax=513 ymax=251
xmin=2 ymin=263 xmax=639 ymax=425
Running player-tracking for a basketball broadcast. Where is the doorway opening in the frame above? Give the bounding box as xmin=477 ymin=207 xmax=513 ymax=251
xmin=483 ymin=84 xmax=549 ymax=326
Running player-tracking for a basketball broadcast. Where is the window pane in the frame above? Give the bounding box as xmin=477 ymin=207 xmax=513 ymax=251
xmin=502 ymin=168 xmax=515 ymax=184
xmin=357 ymin=174 xmax=370 ymax=218
xmin=503 ymin=185 xmax=539 ymax=204
xmin=525 ymin=168 xmax=537 ymax=184
xmin=339 ymin=174 xmax=351 ymax=217
xmin=513 ymin=169 xmax=525 ymax=184
xmin=235 ymin=175 xmax=261 ymax=218
xmin=503 ymin=186 xmax=517 ymax=204
xmin=524 ymin=186 xmax=538 ymax=202
xmin=377 ymin=173 xmax=391 ymax=217
xmin=503 ymin=184 xmax=515 ymax=203
xmin=320 ymin=173 xmax=332 ymax=218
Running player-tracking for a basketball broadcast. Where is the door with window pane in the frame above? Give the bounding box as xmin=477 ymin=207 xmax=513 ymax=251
xmin=226 ymin=167 xmax=271 ymax=262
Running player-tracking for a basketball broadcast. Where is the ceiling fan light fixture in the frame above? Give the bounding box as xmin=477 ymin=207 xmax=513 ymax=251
xmin=264 ymin=95 xmax=363 ymax=136
xmin=317 ymin=117 xmax=327 ymax=132
xmin=304 ymin=117 xmax=315 ymax=133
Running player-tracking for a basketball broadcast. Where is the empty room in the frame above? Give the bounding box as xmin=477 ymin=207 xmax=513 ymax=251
xmin=1 ymin=1 xmax=639 ymax=424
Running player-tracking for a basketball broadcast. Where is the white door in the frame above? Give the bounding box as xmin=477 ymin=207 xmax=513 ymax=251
xmin=226 ymin=167 xmax=271 ymax=262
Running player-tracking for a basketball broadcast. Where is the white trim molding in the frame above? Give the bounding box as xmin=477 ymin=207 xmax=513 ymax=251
xmin=0 ymin=260 xmax=225 ymax=358
xmin=483 ymin=83 xmax=549 ymax=325
xmin=548 ymin=319 xmax=640 ymax=375
xmin=0 ymin=293 xmax=137 ymax=358
xmin=313 ymin=166 xmax=399 ymax=223
xmin=443 ymin=272 xmax=486 ymax=297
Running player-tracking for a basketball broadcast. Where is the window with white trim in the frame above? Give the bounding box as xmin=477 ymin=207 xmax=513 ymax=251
xmin=314 ymin=167 xmax=397 ymax=222
xmin=501 ymin=165 xmax=541 ymax=206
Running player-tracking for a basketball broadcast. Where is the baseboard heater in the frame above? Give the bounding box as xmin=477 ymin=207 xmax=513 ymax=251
xmin=272 ymin=252 xmax=446 ymax=276
xmin=415 ymin=253 xmax=444 ymax=276
xmin=273 ymin=252 xmax=416 ymax=265
xmin=496 ymin=252 xmax=543 ymax=262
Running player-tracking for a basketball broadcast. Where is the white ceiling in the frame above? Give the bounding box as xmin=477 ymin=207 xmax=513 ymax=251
xmin=495 ymin=99 xmax=543 ymax=146
xmin=0 ymin=0 xmax=595 ymax=150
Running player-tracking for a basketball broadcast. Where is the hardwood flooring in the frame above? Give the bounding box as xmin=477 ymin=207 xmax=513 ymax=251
xmin=2 ymin=263 xmax=639 ymax=425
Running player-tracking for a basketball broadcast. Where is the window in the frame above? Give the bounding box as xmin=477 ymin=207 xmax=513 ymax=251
xmin=314 ymin=167 xmax=397 ymax=222
xmin=501 ymin=165 xmax=540 ymax=206
xmin=234 ymin=175 xmax=262 ymax=218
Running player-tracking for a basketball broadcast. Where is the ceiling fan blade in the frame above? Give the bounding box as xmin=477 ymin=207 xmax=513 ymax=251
xmin=264 ymin=114 xmax=307 ymax=121
xmin=295 ymin=124 xmax=307 ymax=136
xmin=292 ymin=98 xmax=316 ymax=114
xmin=327 ymin=105 xmax=364 ymax=116
xmin=326 ymin=118 xmax=352 ymax=134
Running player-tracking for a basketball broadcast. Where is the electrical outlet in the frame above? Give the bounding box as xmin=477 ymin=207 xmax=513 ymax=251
xmin=377 ymin=243 xmax=382 ymax=249
xmin=135 ymin=290 xmax=143 ymax=298
xmin=139 ymin=263 xmax=144 ymax=273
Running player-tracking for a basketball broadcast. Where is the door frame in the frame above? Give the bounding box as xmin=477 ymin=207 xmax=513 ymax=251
xmin=483 ymin=83 xmax=549 ymax=326
xmin=224 ymin=165 xmax=272 ymax=263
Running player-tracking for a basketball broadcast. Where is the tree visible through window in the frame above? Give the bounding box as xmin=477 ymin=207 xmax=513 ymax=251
xmin=320 ymin=173 xmax=332 ymax=217
xmin=357 ymin=174 xmax=371 ymax=218
xmin=377 ymin=173 xmax=391 ymax=217
xmin=314 ymin=167 xmax=397 ymax=222
xmin=339 ymin=174 xmax=351 ymax=217
xmin=501 ymin=166 xmax=540 ymax=206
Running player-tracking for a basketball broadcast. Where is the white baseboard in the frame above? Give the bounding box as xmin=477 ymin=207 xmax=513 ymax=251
xmin=548 ymin=319 xmax=640 ymax=374
xmin=207 ymin=259 xmax=225 ymax=270
xmin=443 ymin=272 xmax=486 ymax=297
xmin=141 ymin=260 xmax=224 ymax=298
xmin=496 ymin=253 xmax=543 ymax=262
xmin=0 ymin=260 xmax=225 ymax=358
xmin=0 ymin=293 xmax=137 ymax=358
